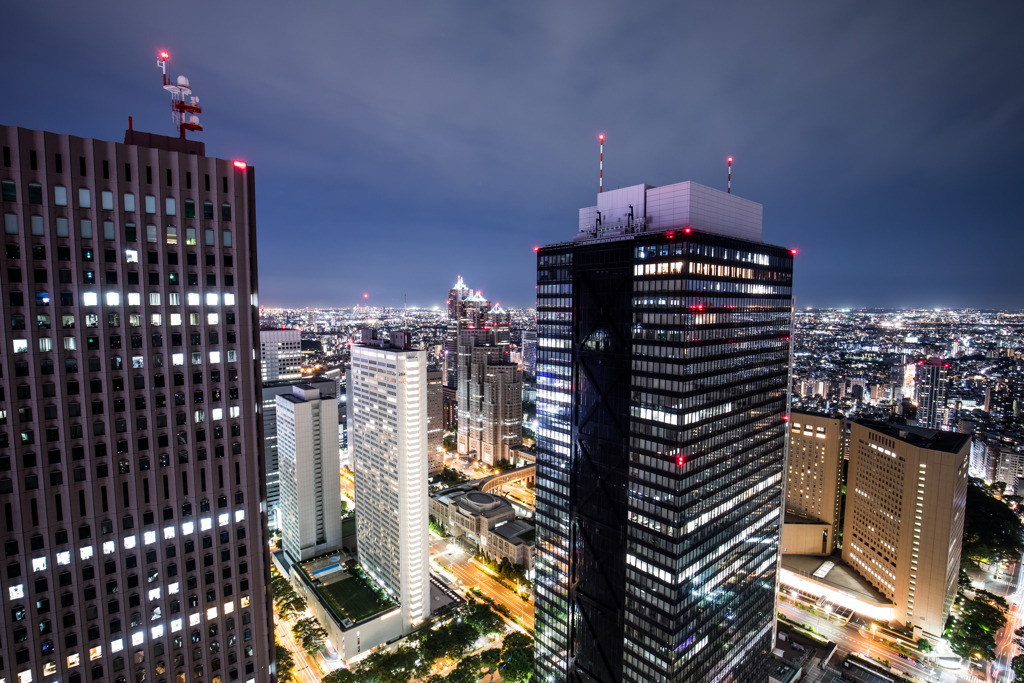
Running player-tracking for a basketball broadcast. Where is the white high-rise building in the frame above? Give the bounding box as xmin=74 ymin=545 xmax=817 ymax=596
xmin=261 ymin=328 xmax=303 ymax=381
xmin=277 ymin=384 xmax=342 ymax=562
xmin=348 ymin=330 xmax=430 ymax=633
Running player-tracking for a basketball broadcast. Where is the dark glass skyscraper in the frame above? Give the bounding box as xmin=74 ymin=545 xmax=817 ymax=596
xmin=533 ymin=181 xmax=794 ymax=683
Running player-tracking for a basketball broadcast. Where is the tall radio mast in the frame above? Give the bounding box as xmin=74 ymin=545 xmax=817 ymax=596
xmin=156 ymin=50 xmax=203 ymax=139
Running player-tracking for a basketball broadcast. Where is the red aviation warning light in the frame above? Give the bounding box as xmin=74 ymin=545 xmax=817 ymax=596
xmin=534 ymin=246 xmax=540 ymax=252
xmin=684 ymin=227 xmax=692 ymax=234
xmin=782 ymin=415 xmax=790 ymax=422
xmin=790 ymin=249 xmax=798 ymax=256
xmin=676 ymin=454 xmax=685 ymax=467
xmin=157 ymin=48 xmax=203 ymax=139
xmin=233 ymin=160 xmax=247 ymax=170
xmin=159 ymin=50 xmax=169 ymax=61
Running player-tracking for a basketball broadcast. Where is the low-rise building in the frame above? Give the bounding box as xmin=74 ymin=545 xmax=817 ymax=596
xmin=431 ymin=490 xmax=515 ymax=544
xmin=485 ymin=519 xmax=536 ymax=569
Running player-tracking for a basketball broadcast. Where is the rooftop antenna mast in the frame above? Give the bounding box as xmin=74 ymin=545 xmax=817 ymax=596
xmin=727 ymin=156 xmax=732 ymax=194
xmin=599 ymin=134 xmax=605 ymax=193
xmin=157 ymin=50 xmax=203 ymax=139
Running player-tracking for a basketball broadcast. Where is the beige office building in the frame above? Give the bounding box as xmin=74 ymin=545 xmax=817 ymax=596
xmin=842 ymin=421 xmax=969 ymax=637
xmin=783 ymin=411 xmax=845 ymax=555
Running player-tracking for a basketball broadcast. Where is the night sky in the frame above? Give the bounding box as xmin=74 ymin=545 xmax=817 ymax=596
xmin=3 ymin=2 xmax=1023 ymax=310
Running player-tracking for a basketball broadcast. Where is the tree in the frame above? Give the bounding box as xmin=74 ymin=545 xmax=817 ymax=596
xmin=501 ymin=632 xmax=535 ymax=683
xmin=962 ymin=480 xmax=1024 ymax=569
xmin=947 ymin=594 xmax=1007 ymax=661
xmin=272 ymin=576 xmax=307 ymax=622
xmin=1013 ymin=655 xmax=1024 ymax=680
xmin=448 ymin=655 xmax=483 ymax=683
xmin=463 ymin=602 xmax=504 ymax=637
xmin=1013 ymin=626 xmax=1024 ymax=652
xmin=479 ymin=648 xmax=502 ymax=681
xmin=916 ymin=637 xmax=933 ymax=654
xmin=322 ymin=670 xmax=361 ymax=683
xmin=292 ymin=617 xmax=328 ymax=656
xmin=355 ymin=645 xmax=419 ymax=683
xmin=275 ymin=643 xmax=295 ymax=682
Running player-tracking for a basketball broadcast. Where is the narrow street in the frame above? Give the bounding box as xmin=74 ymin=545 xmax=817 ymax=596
xmin=430 ymin=538 xmax=535 ymax=630
xmin=275 ymin=615 xmax=325 ymax=683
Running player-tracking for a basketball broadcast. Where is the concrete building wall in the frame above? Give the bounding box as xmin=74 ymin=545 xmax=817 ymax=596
xmin=843 ymin=423 xmax=969 ymax=637
xmin=260 ymin=328 xmax=302 ymax=381
xmin=781 ymin=521 xmax=832 ymax=556
xmin=787 ymin=411 xmax=845 ymax=554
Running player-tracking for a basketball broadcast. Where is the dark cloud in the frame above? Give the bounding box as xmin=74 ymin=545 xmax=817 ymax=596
xmin=4 ymin=1 xmax=1023 ymax=308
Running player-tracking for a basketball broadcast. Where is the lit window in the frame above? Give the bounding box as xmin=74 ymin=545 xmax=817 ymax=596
xmin=227 ymin=350 xmax=238 ymax=362
xmin=126 ymin=249 xmax=139 ymax=263
xmin=13 ymin=339 xmax=28 ymax=353
xmin=111 ymin=638 xmax=124 ymax=653
xmin=218 ymin=513 xmax=229 ymax=527
xmin=103 ymin=541 xmax=116 ymax=555
xmin=144 ymin=531 xmax=156 ymax=545
xmin=149 ymin=293 xmax=161 ymax=306
xmin=132 ymin=356 xmax=144 ymax=369
xmin=172 ymin=353 xmax=184 ymax=366
xmin=149 ymin=587 xmax=162 ymax=601
xmin=127 ymin=292 xmax=141 ymax=306
xmin=80 ymin=546 xmax=94 ymax=560
xmin=240 ymin=596 xmax=250 ymax=608
xmin=191 ymin=352 xmax=202 ymax=365
xmin=206 ymin=293 xmax=218 ymax=306
xmin=67 ymin=653 xmax=81 ymax=668
xmin=151 ymin=624 xmax=165 ymax=639
xmin=39 ymin=338 xmax=53 ymax=352
xmin=224 ymin=601 xmax=234 ymax=614
xmin=169 ymin=292 xmax=181 ymax=306
xmin=57 ymin=551 xmax=71 ymax=565
xmin=195 ymin=410 xmax=205 ymax=423
xmin=123 ymin=535 xmax=137 ymax=549
xmin=208 ymin=313 xmax=219 ymax=325
xmin=224 ymin=293 xmax=235 ymax=306
xmin=189 ymin=613 xmax=201 ymax=626
xmin=20 ymin=669 xmax=34 ymax=683
xmin=131 ymin=631 xmax=145 ymax=646
xmin=44 ymin=661 xmax=57 ymax=676
xmin=151 ymin=314 xmax=162 ymax=326
xmin=166 ymin=226 xmax=177 ymax=244
xmin=229 ymin=406 xmax=240 ymax=418
xmin=187 ymin=293 xmax=200 ymax=306
xmin=164 ymin=526 xmax=176 ymax=540
xmin=171 ymin=618 xmax=183 ymax=633
xmin=64 ymin=337 xmax=77 ymax=351
xmin=9 ymin=583 xmax=25 ymax=599
xmin=106 ymin=292 xmax=120 ymax=306
xmin=206 ymin=607 xmax=218 ymax=620
xmin=83 ymin=292 xmax=98 ymax=306
xmin=169 ymin=582 xmax=180 ymax=595
xmin=182 ymin=521 xmax=194 ymax=535
xmin=212 ymin=408 xmax=223 ymax=421
xmin=234 ymin=510 xmax=245 ymax=523
xmin=89 ymin=646 xmax=102 ymax=661
xmin=170 ymin=313 xmax=182 ymax=326
xmin=200 ymin=518 xmax=212 ymax=531
xmin=210 ymin=351 xmax=221 ymax=364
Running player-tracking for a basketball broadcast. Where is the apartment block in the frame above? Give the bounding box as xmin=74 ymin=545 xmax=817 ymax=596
xmin=259 ymin=328 xmax=301 ymax=382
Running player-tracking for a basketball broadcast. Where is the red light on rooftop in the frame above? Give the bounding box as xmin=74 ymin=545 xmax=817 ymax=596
xmin=534 ymin=246 xmax=540 ymax=252
xmin=684 ymin=227 xmax=692 ymax=234
xmin=727 ymin=157 xmax=733 ymax=163
xmin=782 ymin=415 xmax=790 ymax=422
xmin=790 ymin=249 xmax=798 ymax=255
xmin=599 ymin=134 xmax=605 ymax=141
xmin=159 ymin=51 xmax=169 ymax=60
xmin=233 ymin=160 xmax=247 ymax=170
xmin=363 ymin=293 xmax=368 ymax=299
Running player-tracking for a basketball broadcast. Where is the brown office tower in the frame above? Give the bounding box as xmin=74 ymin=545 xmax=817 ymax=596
xmin=843 ymin=421 xmax=969 ymax=637
xmin=0 ymin=125 xmax=275 ymax=683
xmin=782 ymin=410 xmax=845 ymax=555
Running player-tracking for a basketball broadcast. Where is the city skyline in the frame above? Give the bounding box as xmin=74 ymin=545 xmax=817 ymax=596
xmin=3 ymin=2 xmax=1024 ymax=310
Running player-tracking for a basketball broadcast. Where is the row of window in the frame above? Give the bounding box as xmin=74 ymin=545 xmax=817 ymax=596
xmin=0 ymin=183 xmax=233 ymax=222
xmin=6 ymin=244 xmax=235 ymax=269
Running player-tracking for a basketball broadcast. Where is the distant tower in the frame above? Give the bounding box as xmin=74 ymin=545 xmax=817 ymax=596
xmin=157 ymin=50 xmax=203 ymax=138
xmin=916 ymin=360 xmax=950 ymax=429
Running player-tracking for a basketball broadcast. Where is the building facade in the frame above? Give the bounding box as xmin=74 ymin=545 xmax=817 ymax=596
xmin=261 ymin=376 xmax=335 ymax=519
xmin=347 ymin=330 xmax=429 ymax=633
xmin=842 ymin=421 xmax=969 ymax=636
xmin=782 ymin=411 xmax=844 ymax=555
xmin=259 ymin=328 xmax=301 ymax=382
xmin=534 ymin=181 xmax=793 ymax=683
xmin=277 ymin=385 xmax=341 ymax=562
xmin=915 ymin=359 xmax=948 ymax=430
xmin=456 ymin=329 xmax=523 ymax=465
xmin=521 ymin=330 xmax=537 ymax=378
xmin=0 ymin=125 xmax=275 ymax=683
xmin=426 ymin=369 xmax=444 ymax=476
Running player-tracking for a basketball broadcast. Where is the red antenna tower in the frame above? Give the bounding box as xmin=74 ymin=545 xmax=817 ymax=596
xmin=157 ymin=50 xmax=203 ymax=139
xmin=599 ymin=134 xmax=605 ymax=193
xmin=727 ymin=157 xmax=732 ymax=194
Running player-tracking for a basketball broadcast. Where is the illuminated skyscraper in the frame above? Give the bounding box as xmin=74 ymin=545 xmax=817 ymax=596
xmin=426 ymin=369 xmax=444 ymax=476
xmin=348 ymin=330 xmax=429 ymax=633
xmin=915 ymin=359 xmax=949 ymax=430
xmin=533 ymin=181 xmax=793 ymax=682
xmin=456 ymin=329 xmax=523 ymax=465
xmin=260 ymin=328 xmax=302 ymax=381
xmin=0 ymin=124 xmax=274 ymax=683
